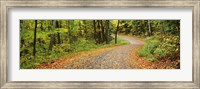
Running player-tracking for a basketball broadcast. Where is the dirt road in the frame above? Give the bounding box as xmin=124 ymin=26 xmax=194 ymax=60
xmin=63 ymin=35 xmax=144 ymax=69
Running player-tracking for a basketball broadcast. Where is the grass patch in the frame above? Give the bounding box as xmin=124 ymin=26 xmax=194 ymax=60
xmin=111 ymin=38 xmax=130 ymax=45
xmin=139 ymin=37 xmax=160 ymax=61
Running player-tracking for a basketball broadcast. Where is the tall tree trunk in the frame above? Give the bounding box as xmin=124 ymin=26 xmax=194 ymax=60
xmin=20 ymin=20 xmax=24 ymax=32
xmin=57 ymin=32 xmax=60 ymax=44
xmin=148 ymin=20 xmax=152 ymax=37
xmin=20 ymin=20 xmax=25 ymax=48
xmin=105 ymin=20 xmax=110 ymax=44
xmin=68 ymin=20 xmax=71 ymax=43
xmin=97 ymin=20 xmax=101 ymax=44
xmin=161 ymin=21 xmax=166 ymax=39
xmin=100 ymin=20 xmax=105 ymax=43
xmin=115 ymin=20 xmax=120 ymax=44
xmin=48 ymin=20 xmax=56 ymax=51
xmin=93 ymin=20 xmax=97 ymax=42
xmin=98 ymin=31 xmax=101 ymax=44
xmin=59 ymin=20 xmax=62 ymax=28
xmin=49 ymin=34 xmax=55 ymax=51
xmin=57 ymin=20 xmax=61 ymax=44
xmin=33 ymin=20 xmax=37 ymax=56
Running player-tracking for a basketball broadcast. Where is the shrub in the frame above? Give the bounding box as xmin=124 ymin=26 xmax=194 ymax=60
xmin=154 ymin=36 xmax=180 ymax=60
xmin=72 ymin=38 xmax=97 ymax=52
xmin=153 ymin=48 xmax=167 ymax=59
xmin=139 ymin=36 xmax=180 ymax=61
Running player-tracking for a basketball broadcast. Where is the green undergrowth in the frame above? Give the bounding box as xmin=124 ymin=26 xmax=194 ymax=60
xmin=139 ymin=36 xmax=180 ymax=62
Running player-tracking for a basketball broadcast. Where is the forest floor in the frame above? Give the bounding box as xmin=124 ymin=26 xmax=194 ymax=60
xmin=37 ymin=35 xmax=178 ymax=69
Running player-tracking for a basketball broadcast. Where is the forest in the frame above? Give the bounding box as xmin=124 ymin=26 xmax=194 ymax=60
xmin=20 ymin=20 xmax=180 ymax=69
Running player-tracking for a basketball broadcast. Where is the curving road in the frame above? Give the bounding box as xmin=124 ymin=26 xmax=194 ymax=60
xmin=64 ymin=35 xmax=144 ymax=69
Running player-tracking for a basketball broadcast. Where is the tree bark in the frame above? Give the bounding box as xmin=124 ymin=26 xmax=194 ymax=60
xmin=115 ymin=20 xmax=120 ymax=44
xmin=93 ymin=20 xmax=97 ymax=42
xmin=161 ymin=21 xmax=166 ymax=36
xmin=33 ymin=20 xmax=37 ymax=56
xmin=78 ymin=20 xmax=82 ymax=37
xmin=20 ymin=20 xmax=24 ymax=32
xmin=100 ymin=20 xmax=105 ymax=43
xmin=57 ymin=32 xmax=61 ymax=44
xmin=56 ymin=20 xmax=61 ymax=44
xmin=48 ymin=20 xmax=56 ymax=51
xmin=97 ymin=20 xmax=102 ymax=44
xmin=20 ymin=20 xmax=25 ymax=48
xmin=59 ymin=20 xmax=62 ymax=28
xmin=105 ymin=20 xmax=110 ymax=44
xmin=68 ymin=20 xmax=71 ymax=43
xmin=148 ymin=20 xmax=152 ymax=37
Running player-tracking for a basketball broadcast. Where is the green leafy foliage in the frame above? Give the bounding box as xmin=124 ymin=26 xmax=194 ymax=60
xmin=139 ymin=37 xmax=160 ymax=61
xmin=20 ymin=19 xmax=130 ymax=69
xmin=154 ymin=36 xmax=180 ymax=60
xmin=139 ymin=36 xmax=180 ymax=61
xmin=115 ymin=20 xmax=180 ymax=62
